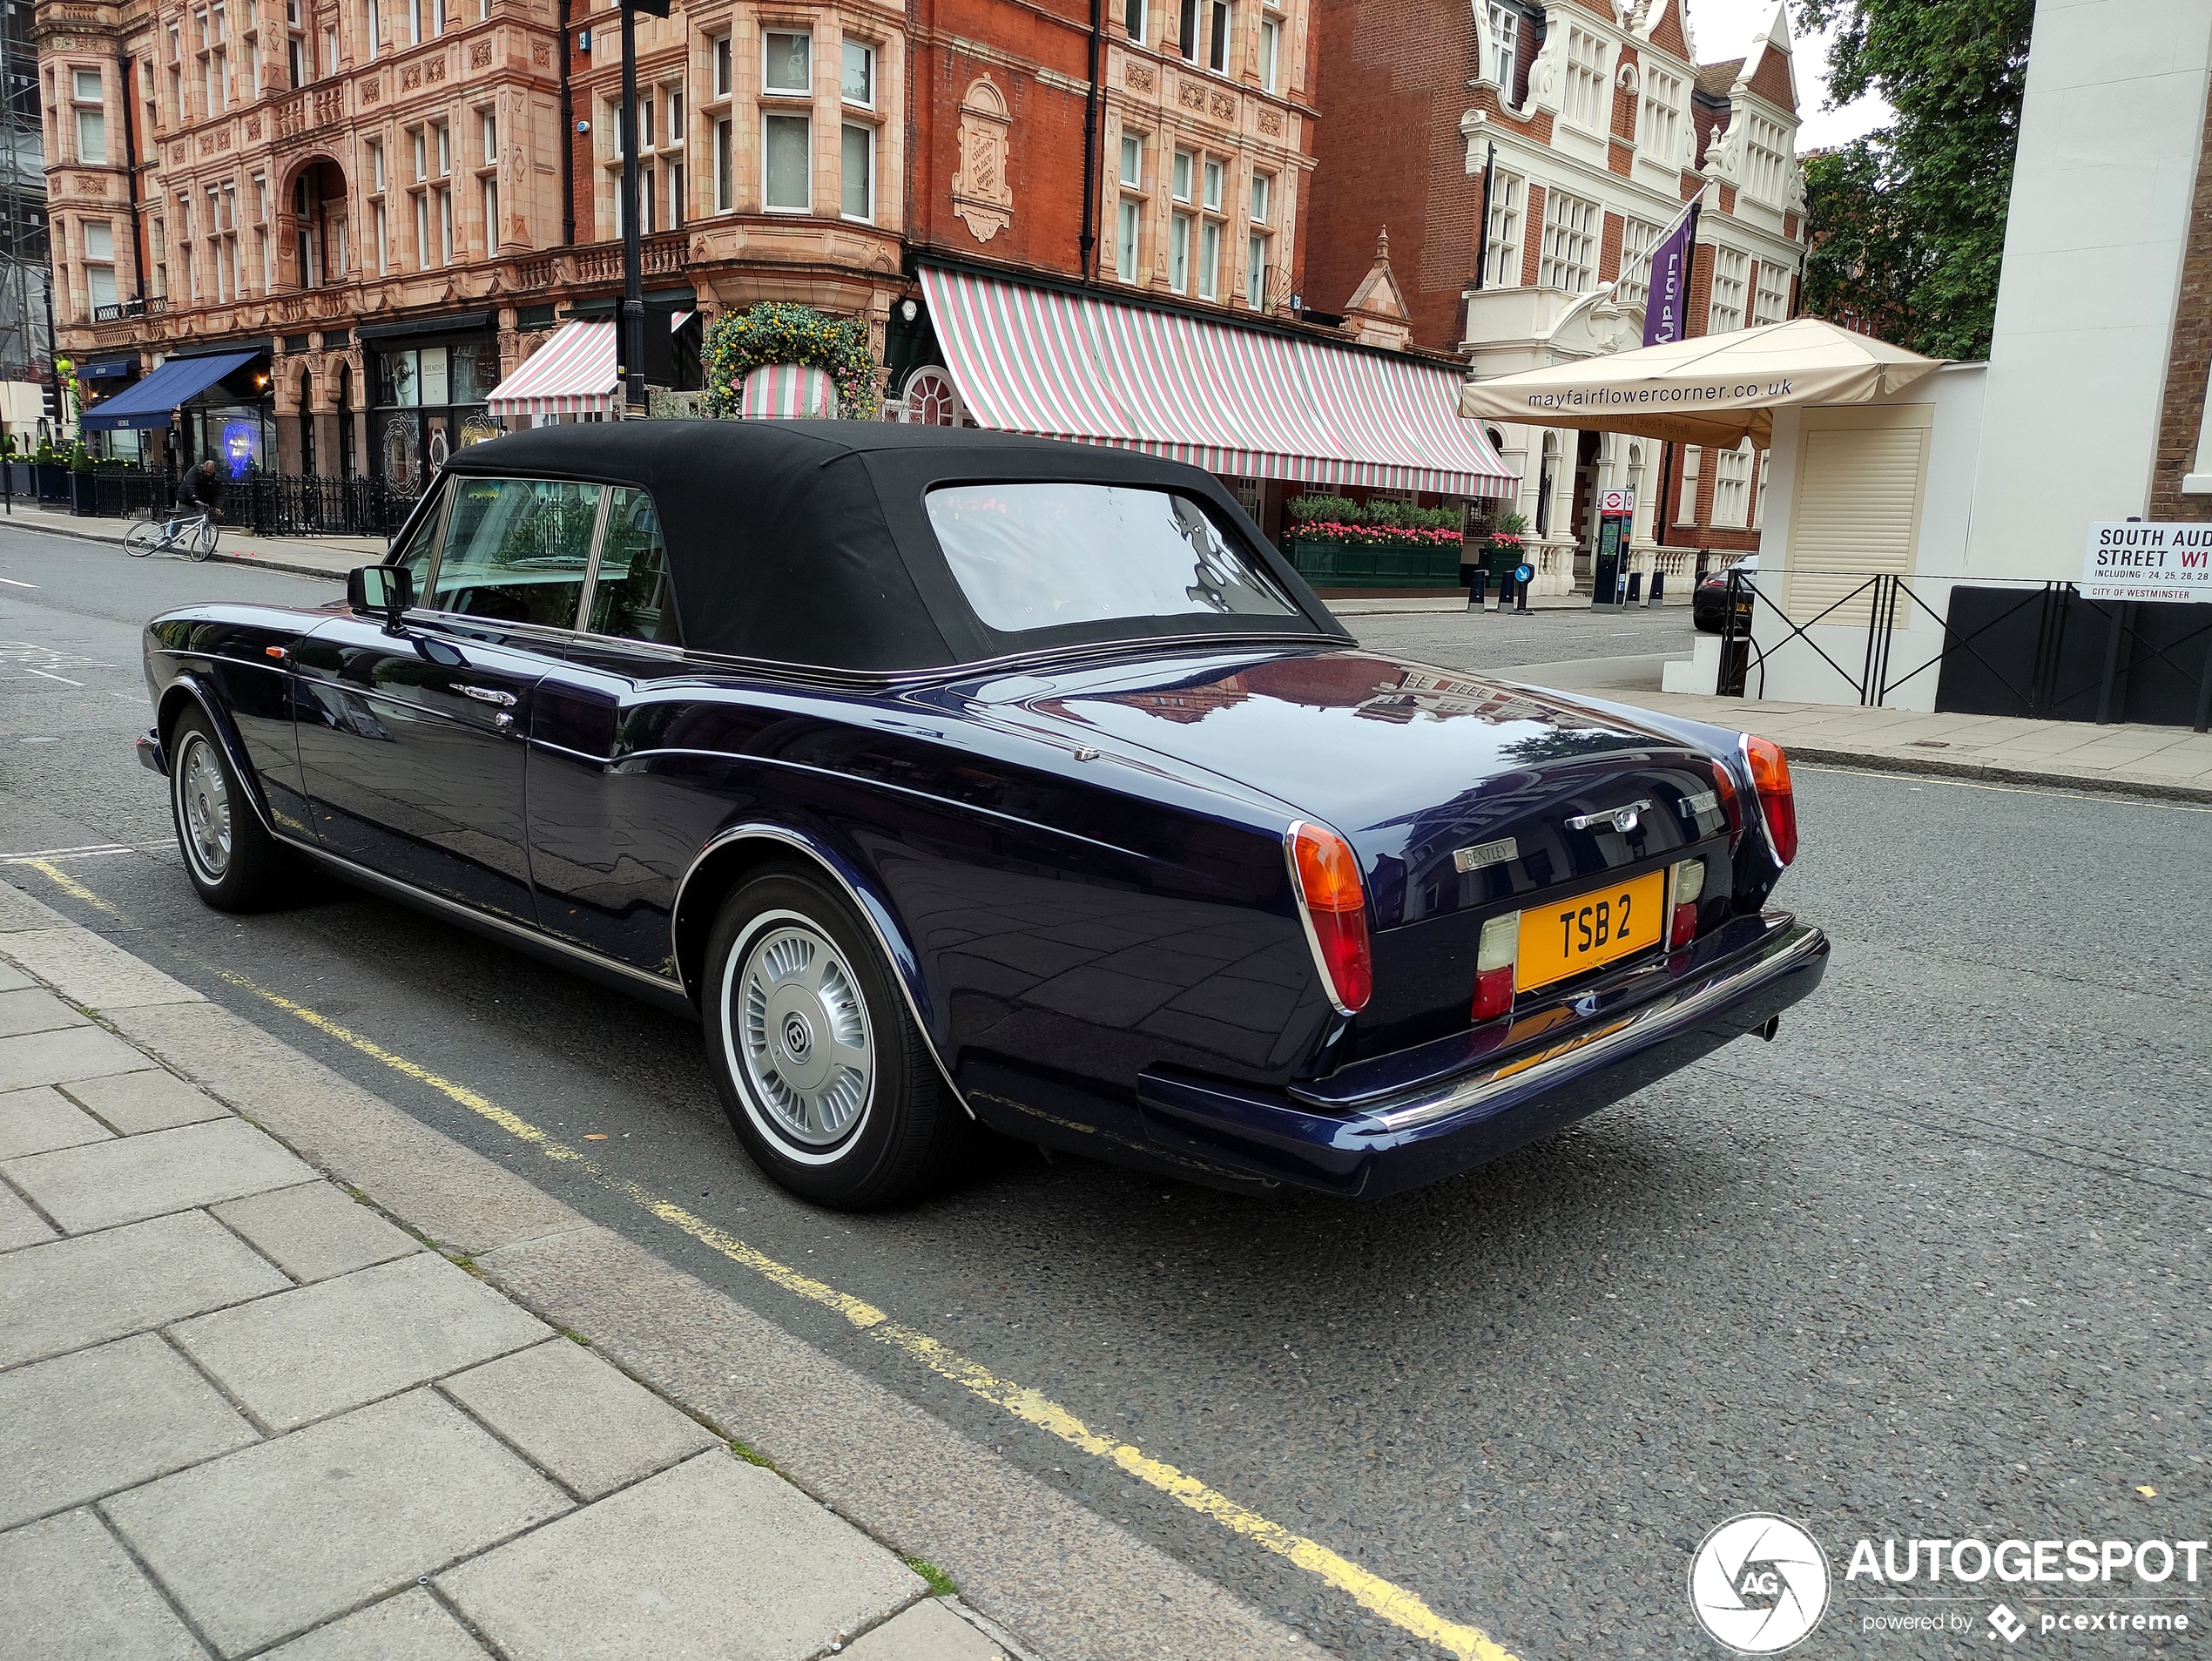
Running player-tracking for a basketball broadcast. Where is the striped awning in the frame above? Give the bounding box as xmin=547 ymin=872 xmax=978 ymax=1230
xmin=741 ymin=363 xmax=839 ymax=419
xmin=484 ymin=321 xmax=618 ymax=417
xmin=918 ymin=266 xmax=1518 ymax=497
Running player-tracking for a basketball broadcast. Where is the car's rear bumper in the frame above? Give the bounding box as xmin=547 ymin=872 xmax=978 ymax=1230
xmin=1135 ymin=912 xmax=1827 ymax=1198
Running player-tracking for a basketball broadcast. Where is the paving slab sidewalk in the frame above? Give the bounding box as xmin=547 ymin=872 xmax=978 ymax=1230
xmin=1591 ymin=686 xmax=2212 ymax=803
xmin=0 ymin=498 xmax=362 ymax=581
xmin=0 ymin=889 xmax=1008 ymax=1661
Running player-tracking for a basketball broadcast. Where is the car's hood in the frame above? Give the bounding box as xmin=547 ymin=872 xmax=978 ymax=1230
xmin=940 ymin=646 xmax=1730 ymax=927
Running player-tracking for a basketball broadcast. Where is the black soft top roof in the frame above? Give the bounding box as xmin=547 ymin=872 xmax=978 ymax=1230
xmin=442 ymin=421 xmax=1349 ymax=674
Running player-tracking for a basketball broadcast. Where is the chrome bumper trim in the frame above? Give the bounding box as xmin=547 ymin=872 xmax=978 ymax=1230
xmin=1343 ymin=921 xmax=1826 ymax=1135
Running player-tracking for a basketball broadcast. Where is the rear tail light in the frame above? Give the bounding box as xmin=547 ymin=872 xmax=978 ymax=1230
xmin=1472 ymin=911 xmax=1520 ymax=1023
xmin=1285 ymin=820 xmax=1372 ymax=1015
xmin=1742 ymin=735 xmax=1797 ymax=866
xmin=1669 ymin=858 xmax=1706 ymax=949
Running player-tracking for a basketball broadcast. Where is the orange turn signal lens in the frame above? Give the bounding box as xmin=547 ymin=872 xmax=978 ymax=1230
xmin=1742 ymin=735 xmax=1797 ymax=867
xmin=1285 ymin=820 xmax=1372 ymax=1015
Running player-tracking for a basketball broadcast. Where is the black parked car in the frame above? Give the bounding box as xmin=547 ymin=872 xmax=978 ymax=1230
xmin=141 ymin=423 xmax=1825 ymax=1208
xmin=1693 ymin=553 xmax=1758 ymax=633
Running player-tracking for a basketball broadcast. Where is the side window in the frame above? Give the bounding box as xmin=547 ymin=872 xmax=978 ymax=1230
xmin=390 ymin=479 xmax=446 ymax=591
xmin=430 ymin=477 xmax=601 ymax=630
xmin=586 ymin=486 xmax=678 ymax=644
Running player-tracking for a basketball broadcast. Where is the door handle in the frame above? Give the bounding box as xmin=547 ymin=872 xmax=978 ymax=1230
xmin=458 ymin=684 xmax=517 ymax=707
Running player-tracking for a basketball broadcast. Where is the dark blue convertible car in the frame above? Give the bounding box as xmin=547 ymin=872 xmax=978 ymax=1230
xmin=140 ymin=422 xmax=1825 ymax=1208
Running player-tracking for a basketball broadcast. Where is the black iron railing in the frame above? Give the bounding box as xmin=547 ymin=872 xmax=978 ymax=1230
xmin=1716 ymin=570 xmax=2212 ymax=733
xmin=227 ymin=475 xmax=419 ymax=538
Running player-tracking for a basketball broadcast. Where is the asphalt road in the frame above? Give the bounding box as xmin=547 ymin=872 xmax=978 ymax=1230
xmin=3 ymin=527 xmax=2207 ymax=1659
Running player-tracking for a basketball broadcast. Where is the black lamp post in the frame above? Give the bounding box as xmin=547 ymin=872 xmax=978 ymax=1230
xmin=617 ymin=0 xmax=668 ymax=415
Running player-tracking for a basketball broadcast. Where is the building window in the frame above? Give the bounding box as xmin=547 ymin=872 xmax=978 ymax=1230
xmin=763 ymin=111 xmax=810 ymax=210
xmin=1561 ymin=27 xmax=1609 ymax=132
xmin=83 ymin=219 xmax=116 ymax=312
xmin=481 ymin=176 xmax=499 ymax=248
xmin=413 ymin=191 xmax=429 ymax=270
xmin=1640 ymin=68 xmax=1681 ymax=165
xmin=1258 ymin=12 xmax=1279 ymax=90
xmin=1483 ymin=169 xmax=1522 ymax=287
xmin=1169 ymin=211 xmax=1190 ymax=293
xmin=480 ymin=109 xmax=497 ymax=166
xmin=1676 ymin=445 xmax=1700 ymax=524
xmin=1171 ymin=148 xmax=1192 ymax=202
xmin=714 ymin=118 xmax=733 ymax=210
xmin=150 ymin=215 xmax=167 ymax=298
xmin=667 ymin=158 xmax=684 ymax=227
xmin=323 ymin=24 xmax=339 ymax=74
xmin=1198 ymin=217 xmax=1220 ymax=299
xmin=1125 ymin=0 xmax=1145 ymax=42
xmin=1116 ymin=198 xmax=1140 ymax=280
xmin=841 ymin=40 xmax=873 ymax=105
xmin=1245 ymin=230 xmax=1269 ymax=307
xmin=1713 ymin=441 xmax=1752 ymax=528
xmin=840 ymin=122 xmax=873 ymax=220
xmin=1751 ymin=448 xmax=1770 ymax=529
xmin=711 ymin=33 xmax=732 ymax=98
xmin=1743 ymin=113 xmax=1787 ymax=205
xmin=437 ymin=186 xmax=453 ymax=265
xmin=1616 ymin=216 xmax=1659 ymax=309
xmin=1201 ymin=155 xmax=1223 ymax=211
xmin=372 ymin=200 xmax=387 ymax=273
xmin=1119 ymin=132 xmax=1142 ymax=186
xmin=764 ymin=30 xmax=811 ymax=95
xmin=1177 ymin=0 xmax=1198 ymax=63
xmin=1207 ymin=0 xmax=1231 ymax=72
xmin=1753 ymin=260 xmax=1790 ymax=327
xmin=1709 ymin=246 xmax=1747 ymax=334
xmin=72 ymin=68 xmax=106 ymax=163
xmin=1538 ymin=188 xmax=1595 ymax=293
xmin=1250 ymin=170 xmax=1270 ymax=226
xmin=1485 ymin=3 xmax=1518 ymax=91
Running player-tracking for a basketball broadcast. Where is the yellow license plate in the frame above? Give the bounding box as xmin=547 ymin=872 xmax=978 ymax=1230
xmin=1517 ymin=869 xmax=1667 ymax=992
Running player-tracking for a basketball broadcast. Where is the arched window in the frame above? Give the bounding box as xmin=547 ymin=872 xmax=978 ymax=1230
xmin=899 ymin=365 xmax=969 ymax=427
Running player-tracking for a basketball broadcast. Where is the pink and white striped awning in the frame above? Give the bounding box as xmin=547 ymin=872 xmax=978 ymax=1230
xmin=484 ymin=321 xmax=619 ymax=418
xmin=917 ymin=267 xmax=1518 ymax=497
xmin=741 ymin=362 xmax=840 ymax=419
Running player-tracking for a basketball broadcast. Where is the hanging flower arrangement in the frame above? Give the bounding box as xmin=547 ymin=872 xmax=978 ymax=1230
xmin=701 ymin=302 xmax=881 ymax=421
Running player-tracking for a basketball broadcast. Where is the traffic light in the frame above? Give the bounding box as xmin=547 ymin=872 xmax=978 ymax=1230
xmin=40 ymin=380 xmax=60 ymax=426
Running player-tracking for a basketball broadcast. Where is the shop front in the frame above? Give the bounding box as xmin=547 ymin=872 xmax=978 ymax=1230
xmin=361 ymin=314 xmax=500 ymax=492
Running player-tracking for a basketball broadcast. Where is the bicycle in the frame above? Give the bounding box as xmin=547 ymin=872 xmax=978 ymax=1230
xmin=125 ymin=510 xmax=220 ymax=562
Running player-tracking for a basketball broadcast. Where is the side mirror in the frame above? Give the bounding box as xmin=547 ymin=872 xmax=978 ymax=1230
xmin=346 ymin=564 xmax=415 ymax=633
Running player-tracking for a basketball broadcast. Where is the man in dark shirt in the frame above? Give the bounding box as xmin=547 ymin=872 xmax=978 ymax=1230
xmin=166 ymin=460 xmax=226 ymax=544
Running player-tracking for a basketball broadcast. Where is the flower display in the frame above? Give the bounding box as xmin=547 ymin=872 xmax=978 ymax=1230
xmin=1293 ymin=519 xmax=1465 ymax=550
xmin=702 ymin=302 xmax=881 ymax=421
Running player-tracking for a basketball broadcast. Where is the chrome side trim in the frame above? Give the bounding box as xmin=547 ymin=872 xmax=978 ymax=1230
xmin=670 ymin=824 xmax=976 ymax=1120
xmin=1320 ymin=921 xmax=1827 ymax=1133
xmin=273 ymin=831 xmax=690 ymax=1003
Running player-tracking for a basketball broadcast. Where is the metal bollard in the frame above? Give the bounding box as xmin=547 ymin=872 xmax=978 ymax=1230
xmin=1467 ymin=569 xmax=1487 ymax=611
xmin=1647 ymin=571 xmax=1664 ymax=607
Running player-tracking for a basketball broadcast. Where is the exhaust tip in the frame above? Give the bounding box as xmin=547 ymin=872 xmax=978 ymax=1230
xmin=1757 ymin=1016 xmax=1781 ymax=1042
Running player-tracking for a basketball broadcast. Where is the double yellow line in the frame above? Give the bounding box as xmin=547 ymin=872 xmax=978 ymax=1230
xmin=214 ymin=968 xmax=1519 ymax=1661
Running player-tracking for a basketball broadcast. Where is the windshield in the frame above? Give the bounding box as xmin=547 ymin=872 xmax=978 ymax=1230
xmin=925 ymin=482 xmax=1298 ymax=635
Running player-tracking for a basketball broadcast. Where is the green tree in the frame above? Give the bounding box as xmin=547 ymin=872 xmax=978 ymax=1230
xmin=1797 ymin=0 xmax=2034 ymax=361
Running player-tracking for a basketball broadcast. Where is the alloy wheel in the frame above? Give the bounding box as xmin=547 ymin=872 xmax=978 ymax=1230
xmin=177 ymin=733 xmax=233 ymax=881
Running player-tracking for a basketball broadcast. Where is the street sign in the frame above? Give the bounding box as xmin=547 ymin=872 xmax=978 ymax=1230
xmin=1514 ymin=564 xmax=1534 ymax=585
xmin=1600 ymin=489 xmax=1635 ymax=516
xmin=2082 ymin=523 xmax=2212 ymax=603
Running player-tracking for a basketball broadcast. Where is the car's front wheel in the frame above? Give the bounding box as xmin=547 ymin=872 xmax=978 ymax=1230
xmin=168 ymin=708 xmax=290 ymax=911
xmin=703 ymin=867 xmax=966 ymax=1209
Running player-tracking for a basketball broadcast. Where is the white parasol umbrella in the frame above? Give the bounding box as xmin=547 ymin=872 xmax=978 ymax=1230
xmin=1459 ymin=317 xmax=1946 ymax=448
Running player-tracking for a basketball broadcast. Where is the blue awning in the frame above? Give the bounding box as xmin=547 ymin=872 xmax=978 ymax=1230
xmin=80 ymin=350 xmax=258 ymax=432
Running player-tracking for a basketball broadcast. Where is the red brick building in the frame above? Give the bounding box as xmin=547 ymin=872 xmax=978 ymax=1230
xmin=1303 ymin=0 xmax=1809 ymax=596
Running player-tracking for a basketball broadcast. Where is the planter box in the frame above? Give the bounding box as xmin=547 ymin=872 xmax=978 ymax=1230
xmin=32 ymin=463 xmax=70 ymax=504
xmin=1289 ymin=536 xmax=1465 ymax=589
xmin=68 ymin=471 xmax=99 ymax=516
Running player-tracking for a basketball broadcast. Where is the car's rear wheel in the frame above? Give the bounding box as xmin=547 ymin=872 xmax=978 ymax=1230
xmin=168 ymin=709 xmax=289 ymax=911
xmin=703 ymin=867 xmax=965 ymax=1209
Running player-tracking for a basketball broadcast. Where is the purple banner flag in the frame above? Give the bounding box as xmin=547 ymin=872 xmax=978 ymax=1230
xmin=1642 ymin=202 xmax=1700 ymax=348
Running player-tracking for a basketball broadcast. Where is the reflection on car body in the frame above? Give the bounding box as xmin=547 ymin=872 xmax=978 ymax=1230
xmin=138 ymin=422 xmax=1825 ymax=1209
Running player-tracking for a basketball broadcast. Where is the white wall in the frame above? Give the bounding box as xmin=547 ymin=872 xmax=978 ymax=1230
xmin=1965 ymin=0 xmax=2212 ymax=578
xmin=1746 ymin=364 xmax=1988 ymax=708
